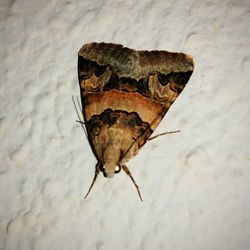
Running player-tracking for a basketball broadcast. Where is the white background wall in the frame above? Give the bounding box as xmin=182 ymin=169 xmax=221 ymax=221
xmin=1 ymin=0 xmax=250 ymax=249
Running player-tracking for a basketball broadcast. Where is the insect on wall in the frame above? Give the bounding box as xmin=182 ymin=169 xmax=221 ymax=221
xmin=76 ymin=42 xmax=194 ymax=201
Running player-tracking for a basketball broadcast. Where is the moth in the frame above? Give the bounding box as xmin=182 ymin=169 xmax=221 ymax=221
xmin=77 ymin=42 xmax=194 ymax=200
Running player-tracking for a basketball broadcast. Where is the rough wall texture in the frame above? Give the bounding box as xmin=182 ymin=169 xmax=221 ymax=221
xmin=1 ymin=0 xmax=250 ymax=249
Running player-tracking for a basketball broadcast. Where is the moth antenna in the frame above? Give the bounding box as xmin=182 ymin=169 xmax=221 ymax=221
xmin=148 ymin=130 xmax=181 ymax=141
xmin=77 ymin=96 xmax=83 ymax=115
xmin=72 ymin=96 xmax=88 ymax=138
xmin=121 ymin=165 xmax=143 ymax=201
xmin=84 ymin=162 xmax=101 ymax=199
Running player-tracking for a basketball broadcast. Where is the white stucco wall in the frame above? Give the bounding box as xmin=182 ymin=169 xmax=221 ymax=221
xmin=1 ymin=0 xmax=250 ymax=249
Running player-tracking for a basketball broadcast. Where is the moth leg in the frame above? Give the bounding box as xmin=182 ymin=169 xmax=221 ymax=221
xmin=84 ymin=162 xmax=101 ymax=199
xmin=121 ymin=165 xmax=143 ymax=201
xmin=76 ymin=120 xmax=85 ymax=125
xmin=148 ymin=130 xmax=180 ymax=141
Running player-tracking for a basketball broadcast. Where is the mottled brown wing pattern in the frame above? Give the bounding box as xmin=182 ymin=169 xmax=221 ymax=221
xmin=77 ymin=42 xmax=194 ymax=200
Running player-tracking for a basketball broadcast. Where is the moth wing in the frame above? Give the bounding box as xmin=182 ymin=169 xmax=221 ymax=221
xmin=78 ymin=43 xmax=194 ymax=161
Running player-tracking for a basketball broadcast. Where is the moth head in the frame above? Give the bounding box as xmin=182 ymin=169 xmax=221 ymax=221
xmin=102 ymin=164 xmax=121 ymax=178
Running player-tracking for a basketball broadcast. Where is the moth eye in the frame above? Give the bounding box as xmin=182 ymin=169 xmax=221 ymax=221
xmin=114 ymin=165 xmax=121 ymax=174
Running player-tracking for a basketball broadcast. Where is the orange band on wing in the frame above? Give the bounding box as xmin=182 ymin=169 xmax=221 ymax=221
xmin=84 ymin=89 xmax=166 ymax=129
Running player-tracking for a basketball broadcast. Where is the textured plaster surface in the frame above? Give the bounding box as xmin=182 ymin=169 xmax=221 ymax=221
xmin=1 ymin=0 xmax=250 ymax=249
